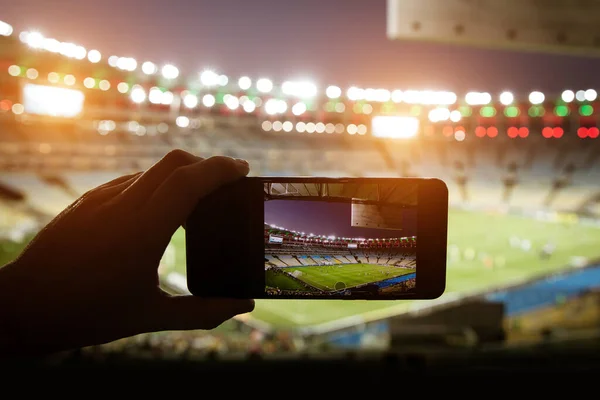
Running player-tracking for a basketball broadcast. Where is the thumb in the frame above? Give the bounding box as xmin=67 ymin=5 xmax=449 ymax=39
xmin=152 ymin=295 xmax=255 ymax=331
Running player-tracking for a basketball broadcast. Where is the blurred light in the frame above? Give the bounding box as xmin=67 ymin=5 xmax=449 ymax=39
xmin=108 ymin=56 xmax=119 ymax=67
xmin=347 ymin=124 xmax=358 ymax=135
xmin=265 ymin=99 xmax=286 ymax=115
xmin=487 ymin=127 xmax=498 ymax=138
xmin=357 ymin=124 xmax=367 ymax=135
xmin=480 ymin=106 xmax=497 ymax=118
xmin=149 ymin=87 xmax=163 ymax=104
xmin=504 ymin=106 xmax=520 ymax=118
xmin=292 ymin=102 xmax=307 ymax=116
xmin=578 ymin=127 xmax=588 ymax=138
xmin=580 ymin=105 xmax=594 ymax=116
xmin=224 ymin=94 xmax=240 ymax=110
xmin=391 ymin=90 xmax=403 ymax=103
xmin=63 ymin=74 xmax=76 ymax=86
xmin=130 ymin=86 xmax=146 ymax=103
xmin=22 ymin=84 xmax=84 ymax=117
xmin=243 ymin=100 xmax=256 ymax=113
xmin=183 ymin=94 xmax=198 ymax=108
xmin=282 ymin=121 xmax=294 ymax=132
xmin=117 ymin=82 xmax=129 ymax=93
xmin=202 ymin=94 xmax=216 ymax=107
xmin=0 ymin=100 xmax=11 ymax=111
xmin=589 ymin=127 xmax=600 ymax=138
xmin=326 ymin=85 xmax=342 ymax=99
xmin=362 ymin=104 xmax=373 ymax=114
xmin=529 ymin=91 xmax=545 ymax=105
xmin=335 ymin=123 xmax=345 ymax=134
xmin=428 ymin=107 xmax=450 ymax=123
xmin=454 ymin=130 xmax=466 ymax=141
xmin=475 ymin=126 xmax=487 ymax=137
xmin=238 ymin=76 xmax=252 ymax=90
xmin=585 ymin=89 xmax=598 ymax=102
xmin=74 ymin=46 xmax=87 ymax=60
xmin=499 ymin=91 xmax=514 ymax=105
xmin=296 ymin=122 xmax=306 ymax=133
xmin=554 ymin=127 xmax=564 ymax=138
xmin=218 ymin=75 xmax=229 ymax=86
xmin=8 ymin=65 xmax=20 ymax=77
xmin=161 ymin=91 xmax=174 ymax=105
xmin=87 ymin=49 xmax=102 ymax=63
xmin=11 ymin=103 xmax=24 ymax=115
xmin=99 ymin=80 xmax=110 ymax=91
xmin=162 ymin=64 xmax=179 ymax=80
xmin=443 ymin=126 xmax=454 ymax=136
xmin=262 ymin=121 xmax=273 ymax=131
xmin=117 ymin=57 xmax=137 ymax=71
xmin=0 ymin=21 xmax=13 ymax=36
xmin=562 ymin=90 xmax=575 ymax=103
xmin=315 ymin=122 xmax=325 ymax=133
xmin=465 ymin=92 xmax=491 ymax=105
xmin=48 ymin=72 xmax=60 ymax=84
xmin=325 ymin=123 xmax=335 ymax=134
xmin=555 ymin=105 xmax=570 ymax=117
xmin=450 ymin=110 xmax=462 ymax=122
xmin=176 ymin=116 xmax=190 ymax=128
xmin=26 ymin=68 xmax=38 ymax=80
xmin=83 ymin=77 xmax=95 ymax=89
xmin=282 ymin=81 xmax=317 ymax=98
xmin=507 ymin=127 xmax=519 ymax=138
xmin=335 ymin=103 xmax=345 ymax=113
xmin=42 ymin=38 xmax=60 ymax=53
xmin=519 ymin=127 xmax=529 ymax=138
xmin=157 ymin=123 xmax=169 ymax=134
xmin=257 ymin=78 xmax=273 ymax=93
xmin=142 ymin=61 xmax=157 ymax=75
xmin=576 ymin=90 xmax=586 ymax=102
xmin=306 ymin=122 xmax=316 ymax=133
xmin=25 ymin=31 xmax=44 ymax=49
xmin=200 ymin=70 xmax=220 ymax=86
xmin=272 ymin=121 xmax=283 ymax=132
xmin=347 ymin=86 xmax=364 ymax=101
xmin=542 ymin=127 xmax=554 ymax=138
xmin=371 ymin=116 xmax=419 ymax=139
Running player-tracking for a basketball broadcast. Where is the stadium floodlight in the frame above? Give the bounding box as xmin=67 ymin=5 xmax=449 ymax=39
xmin=465 ymin=92 xmax=492 ymax=105
xmin=282 ymin=81 xmax=318 ymax=98
xmin=561 ymin=90 xmax=575 ymax=103
xmin=256 ymin=78 xmax=273 ymax=93
xmin=0 ymin=21 xmax=13 ymax=36
xmin=585 ymin=89 xmax=598 ymax=102
xmin=202 ymin=94 xmax=216 ymax=107
xmin=200 ymin=70 xmax=220 ymax=86
xmin=43 ymin=38 xmax=61 ymax=53
xmin=142 ymin=61 xmax=157 ymax=75
xmin=183 ymin=94 xmax=198 ymax=109
xmin=371 ymin=115 xmax=419 ymax=139
xmin=529 ymin=91 xmax=545 ymax=105
xmin=161 ymin=64 xmax=179 ymax=80
xmin=22 ymin=84 xmax=84 ymax=118
xmin=238 ymin=76 xmax=252 ymax=90
xmin=130 ymin=85 xmax=146 ymax=103
xmin=292 ymin=102 xmax=307 ymax=116
xmin=499 ymin=91 xmax=514 ymax=105
xmin=25 ymin=31 xmax=45 ymax=49
xmin=87 ymin=49 xmax=102 ymax=63
xmin=326 ymin=85 xmax=342 ymax=99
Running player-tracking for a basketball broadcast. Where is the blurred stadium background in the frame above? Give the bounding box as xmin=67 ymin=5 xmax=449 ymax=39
xmin=2 ymin=5 xmax=600 ymax=361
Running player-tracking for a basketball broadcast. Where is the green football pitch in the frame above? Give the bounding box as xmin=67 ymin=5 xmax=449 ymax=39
xmin=164 ymin=208 xmax=600 ymax=330
xmin=265 ymin=263 xmax=415 ymax=292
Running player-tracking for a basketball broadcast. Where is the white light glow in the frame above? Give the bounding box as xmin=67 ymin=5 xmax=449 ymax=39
xmin=465 ymin=92 xmax=492 ymax=106
xmin=176 ymin=116 xmax=190 ymax=128
xmin=142 ymin=61 xmax=157 ymax=75
xmin=238 ymin=76 xmax=252 ymax=90
xmin=130 ymin=86 xmax=146 ymax=103
xmin=202 ymin=94 xmax=216 ymax=107
xmin=161 ymin=64 xmax=179 ymax=80
xmin=200 ymin=70 xmax=220 ymax=86
xmin=257 ymin=78 xmax=273 ymax=93
xmin=585 ymin=89 xmax=598 ymax=102
xmin=499 ymin=91 xmax=514 ymax=105
xmin=282 ymin=80 xmax=317 ymax=98
xmin=0 ymin=21 xmax=13 ymax=36
xmin=243 ymin=100 xmax=256 ymax=113
xmin=183 ymin=94 xmax=198 ymax=108
xmin=561 ymin=90 xmax=575 ymax=103
xmin=371 ymin=116 xmax=419 ymax=139
xmin=224 ymin=94 xmax=240 ymax=110
xmin=22 ymin=83 xmax=84 ymax=117
xmin=326 ymin=85 xmax=341 ymax=99
xmin=87 ymin=49 xmax=102 ymax=63
xmin=529 ymin=91 xmax=545 ymax=105
xmin=292 ymin=102 xmax=307 ymax=116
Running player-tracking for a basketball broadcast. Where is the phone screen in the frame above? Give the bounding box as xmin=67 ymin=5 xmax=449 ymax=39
xmin=263 ymin=181 xmax=417 ymax=298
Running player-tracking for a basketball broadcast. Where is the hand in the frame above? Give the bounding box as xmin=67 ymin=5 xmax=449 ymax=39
xmin=0 ymin=150 xmax=254 ymax=358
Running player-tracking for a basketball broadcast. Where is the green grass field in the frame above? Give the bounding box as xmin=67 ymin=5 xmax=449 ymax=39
xmin=162 ymin=208 xmax=600 ymax=330
xmin=267 ymin=263 xmax=415 ymax=291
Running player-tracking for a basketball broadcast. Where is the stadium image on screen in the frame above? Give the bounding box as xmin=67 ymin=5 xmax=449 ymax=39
xmin=263 ymin=181 xmax=417 ymax=298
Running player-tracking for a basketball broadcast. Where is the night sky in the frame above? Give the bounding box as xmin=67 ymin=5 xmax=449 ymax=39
xmin=4 ymin=0 xmax=600 ymax=93
xmin=265 ymin=199 xmax=417 ymax=238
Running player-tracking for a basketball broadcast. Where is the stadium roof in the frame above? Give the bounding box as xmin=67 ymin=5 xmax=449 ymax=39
xmin=263 ymin=181 xmax=417 ymax=206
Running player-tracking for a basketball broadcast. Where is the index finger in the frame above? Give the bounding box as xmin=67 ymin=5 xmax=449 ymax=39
xmin=141 ymin=156 xmax=249 ymax=243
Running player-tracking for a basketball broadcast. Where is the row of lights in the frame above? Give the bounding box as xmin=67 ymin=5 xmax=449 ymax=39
xmin=440 ymin=125 xmax=600 ymax=142
xmin=5 ymin=21 xmax=600 ymax=107
xmin=261 ymin=121 xmax=368 ymax=135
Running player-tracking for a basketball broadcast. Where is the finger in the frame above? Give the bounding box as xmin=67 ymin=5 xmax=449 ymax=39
xmin=142 ymin=156 xmax=249 ymax=243
xmin=152 ymin=296 xmax=255 ymax=331
xmin=83 ymin=172 xmax=142 ymax=197
xmin=121 ymin=149 xmax=203 ymax=205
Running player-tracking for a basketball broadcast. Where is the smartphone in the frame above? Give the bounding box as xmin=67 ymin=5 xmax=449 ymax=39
xmin=186 ymin=177 xmax=448 ymax=300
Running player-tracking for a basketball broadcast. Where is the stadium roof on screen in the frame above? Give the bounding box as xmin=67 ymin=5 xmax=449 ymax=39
xmin=263 ymin=181 xmax=417 ymax=206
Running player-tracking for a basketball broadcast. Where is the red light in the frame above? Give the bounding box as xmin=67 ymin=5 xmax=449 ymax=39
xmin=424 ymin=125 xmax=434 ymax=136
xmin=442 ymin=126 xmax=454 ymax=136
xmin=589 ymin=127 xmax=599 ymax=138
xmin=487 ymin=126 xmax=498 ymax=137
xmin=507 ymin=127 xmax=518 ymax=138
xmin=553 ymin=127 xmax=564 ymax=138
xmin=542 ymin=127 xmax=554 ymax=138
xmin=0 ymin=100 xmax=11 ymax=111
xmin=475 ymin=126 xmax=486 ymax=137
xmin=519 ymin=127 xmax=529 ymax=138
xmin=578 ymin=127 xmax=588 ymax=138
